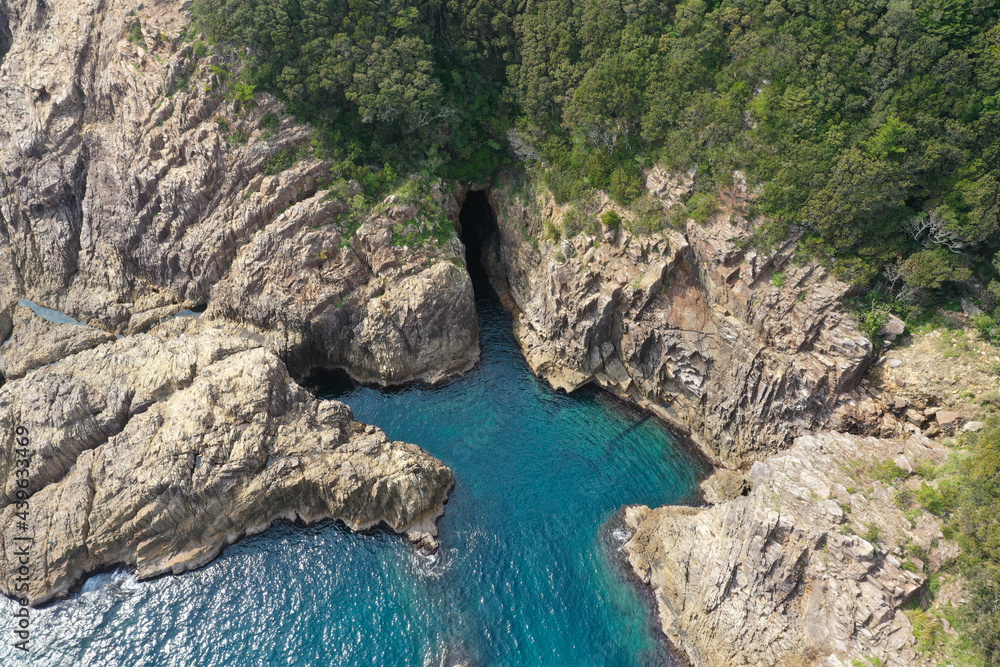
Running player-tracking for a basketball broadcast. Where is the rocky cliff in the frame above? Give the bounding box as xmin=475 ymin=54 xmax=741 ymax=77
xmin=486 ymin=172 xmax=871 ymax=467
xmin=0 ymin=0 xmax=477 ymax=385
xmin=623 ymin=431 xmax=951 ymax=667
xmin=0 ymin=311 xmax=453 ymax=606
xmin=476 ymin=173 xmax=953 ymax=666
xmin=0 ymin=0 xmax=947 ymax=663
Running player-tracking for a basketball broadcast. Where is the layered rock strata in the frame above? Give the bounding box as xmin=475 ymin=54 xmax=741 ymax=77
xmin=623 ymin=431 xmax=948 ymax=667
xmin=0 ymin=314 xmax=453 ymax=606
xmin=486 ymin=178 xmax=871 ymax=467
xmin=0 ymin=0 xmax=477 ymax=385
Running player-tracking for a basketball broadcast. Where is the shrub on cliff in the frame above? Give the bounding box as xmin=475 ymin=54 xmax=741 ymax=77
xmin=934 ymin=418 xmax=1000 ymax=663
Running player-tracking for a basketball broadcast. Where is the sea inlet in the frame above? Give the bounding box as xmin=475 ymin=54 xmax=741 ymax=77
xmin=4 ymin=200 xmax=705 ymax=667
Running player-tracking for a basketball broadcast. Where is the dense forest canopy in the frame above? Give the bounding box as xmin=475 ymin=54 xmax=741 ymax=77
xmin=192 ymin=0 xmax=1000 ymax=297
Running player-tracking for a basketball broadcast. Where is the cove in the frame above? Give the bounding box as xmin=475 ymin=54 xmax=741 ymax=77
xmin=1 ymin=196 xmax=704 ymax=667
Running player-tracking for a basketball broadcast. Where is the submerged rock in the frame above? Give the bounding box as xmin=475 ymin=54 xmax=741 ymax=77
xmin=0 ymin=318 xmax=453 ymax=606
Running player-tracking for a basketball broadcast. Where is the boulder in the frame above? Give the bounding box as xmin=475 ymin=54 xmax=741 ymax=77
xmin=935 ymin=411 xmax=962 ymax=428
xmin=878 ymin=314 xmax=906 ymax=337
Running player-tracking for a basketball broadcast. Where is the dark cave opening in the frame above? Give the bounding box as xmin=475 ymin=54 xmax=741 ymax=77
xmin=302 ymin=190 xmax=503 ymax=396
xmin=457 ymin=190 xmax=499 ymax=296
xmin=303 ymin=365 xmax=358 ymax=395
xmin=0 ymin=10 xmax=10 ymax=67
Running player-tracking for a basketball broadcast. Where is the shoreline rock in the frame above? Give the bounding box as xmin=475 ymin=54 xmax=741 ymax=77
xmin=0 ymin=317 xmax=454 ymax=606
xmin=621 ymin=431 xmax=949 ymax=667
xmin=485 ymin=180 xmax=871 ymax=468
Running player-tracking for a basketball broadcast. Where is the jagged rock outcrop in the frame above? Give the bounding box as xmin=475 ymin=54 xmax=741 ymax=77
xmin=0 ymin=0 xmax=477 ymax=385
xmin=622 ymin=431 xmax=949 ymax=667
xmin=0 ymin=316 xmax=453 ymax=606
xmin=486 ymin=177 xmax=871 ymax=467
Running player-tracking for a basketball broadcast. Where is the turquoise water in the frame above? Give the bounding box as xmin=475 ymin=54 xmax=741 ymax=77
xmin=2 ymin=230 xmax=704 ymax=666
xmin=16 ymin=298 xmax=84 ymax=326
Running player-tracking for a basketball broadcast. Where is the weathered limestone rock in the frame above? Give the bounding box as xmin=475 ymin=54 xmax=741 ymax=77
xmin=0 ymin=0 xmax=477 ymax=386
xmin=0 ymin=317 xmax=453 ymax=606
xmin=0 ymin=304 xmax=116 ymax=379
xmin=622 ymin=431 xmax=947 ymax=667
xmin=487 ymin=181 xmax=871 ymax=467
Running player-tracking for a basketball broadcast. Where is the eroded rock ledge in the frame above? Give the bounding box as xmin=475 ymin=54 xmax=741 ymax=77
xmin=0 ymin=314 xmax=453 ymax=606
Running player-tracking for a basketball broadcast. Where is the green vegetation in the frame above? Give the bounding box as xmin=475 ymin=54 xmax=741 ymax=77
xmin=260 ymin=112 xmax=280 ymax=134
xmin=560 ymin=207 xmax=599 ymax=239
xmin=191 ymin=0 xmax=516 ymax=187
xmin=263 ymin=142 xmax=323 ymax=176
xmin=127 ymin=22 xmax=145 ymax=47
xmin=862 ymin=521 xmax=882 ymax=546
xmin=948 ymin=419 xmax=1000 ymax=663
xmin=187 ymin=1 xmax=1000 ymax=317
xmin=192 ymin=40 xmax=210 ymax=60
xmin=908 ymin=607 xmax=945 ymax=653
xmin=891 ymin=418 xmax=1000 ymax=664
xmin=384 ymin=178 xmax=455 ymax=247
xmin=600 ymin=210 xmax=621 ymax=231
xmin=871 ymin=458 xmax=907 ymax=484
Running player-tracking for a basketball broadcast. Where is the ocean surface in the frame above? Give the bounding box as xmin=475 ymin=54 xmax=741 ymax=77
xmin=2 ymin=226 xmax=705 ymax=666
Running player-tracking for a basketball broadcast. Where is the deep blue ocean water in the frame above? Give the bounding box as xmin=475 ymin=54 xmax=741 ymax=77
xmin=2 ymin=230 xmax=704 ymax=666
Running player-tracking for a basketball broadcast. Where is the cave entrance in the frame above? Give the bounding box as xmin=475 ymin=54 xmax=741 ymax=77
xmin=458 ymin=190 xmax=499 ymax=296
xmin=0 ymin=10 xmax=10 ymax=66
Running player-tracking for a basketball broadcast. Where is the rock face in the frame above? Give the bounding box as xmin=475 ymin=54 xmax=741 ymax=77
xmin=0 ymin=3 xmax=925 ymax=666
xmin=0 ymin=304 xmax=117 ymax=379
xmin=622 ymin=431 xmax=947 ymax=667
xmin=206 ymin=187 xmax=479 ymax=382
xmin=0 ymin=0 xmax=477 ymax=385
xmin=0 ymin=316 xmax=453 ymax=606
xmin=487 ymin=181 xmax=871 ymax=467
